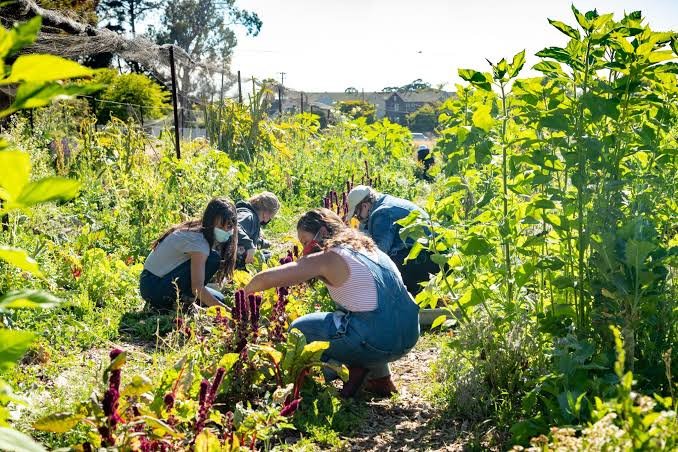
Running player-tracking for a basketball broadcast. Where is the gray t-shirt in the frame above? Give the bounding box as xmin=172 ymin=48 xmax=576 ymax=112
xmin=144 ymin=230 xmax=211 ymax=277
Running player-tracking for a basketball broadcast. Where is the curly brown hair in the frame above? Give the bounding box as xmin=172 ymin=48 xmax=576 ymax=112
xmin=297 ymin=208 xmax=376 ymax=252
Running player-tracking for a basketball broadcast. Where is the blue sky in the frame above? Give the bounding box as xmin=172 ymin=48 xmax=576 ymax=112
xmin=227 ymin=0 xmax=677 ymax=92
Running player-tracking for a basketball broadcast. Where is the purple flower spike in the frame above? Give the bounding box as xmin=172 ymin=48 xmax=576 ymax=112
xmin=208 ymin=367 xmax=226 ymax=404
xmin=163 ymin=393 xmax=175 ymax=411
xmin=280 ymin=398 xmax=301 ymax=417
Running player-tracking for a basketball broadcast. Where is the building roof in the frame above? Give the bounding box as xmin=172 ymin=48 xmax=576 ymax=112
xmin=387 ymin=90 xmax=452 ymax=103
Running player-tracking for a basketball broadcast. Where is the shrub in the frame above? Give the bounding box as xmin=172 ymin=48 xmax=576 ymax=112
xmin=336 ymin=100 xmax=376 ymax=123
xmin=407 ymin=103 xmax=439 ymax=132
xmin=92 ymin=69 xmax=170 ymax=123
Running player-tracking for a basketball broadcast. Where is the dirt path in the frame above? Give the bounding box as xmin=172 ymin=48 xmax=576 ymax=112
xmin=343 ymin=343 xmax=499 ymax=451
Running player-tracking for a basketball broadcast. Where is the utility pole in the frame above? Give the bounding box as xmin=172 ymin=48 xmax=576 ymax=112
xmin=300 ymin=92 xmax=304 ymax=114
xmin=278 ymin=72 xmax=286 ymax=114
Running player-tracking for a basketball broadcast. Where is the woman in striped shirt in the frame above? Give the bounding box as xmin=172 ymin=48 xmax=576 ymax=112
xmin=245 ymin=208 xmax=420 ymax=398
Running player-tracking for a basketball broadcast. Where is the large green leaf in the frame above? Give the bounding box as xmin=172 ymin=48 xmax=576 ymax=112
xmin=121 ymin=375 xmax=154 ymax=397
xmin=472 ymin=104 xmax=495 ymax=132
xmin=533 ymin=61 xmax=567 ymax=77
xmin=0 ymin=247 xmax=41 ymax=276
xmin=300 ymin=341 xmax=329 ymax=363
xmin=2 ymin=54 xmax=94 ymax=84
xmin=282 ymin=329 xmax=307 ymax=374
xmin=0 ymin=151 xmax=30 ymax=202
xmin=7 ymin=17 xmax=42 ymax=57
xmin=32 ymin=413 xmax=84 ymax=433
xmin=508 ymin=50 xmax=526 ymax=78
xmin=536 ymin=47 xmax=574 ymax=65
xmin=194 ymin=429 xmax=221 ymax=451
xmin=459 ymin=287 xmax=486 ymax=308
xmin=218 ymin=352 xmax=241 ymax=372
xmin=458 ymin=69 xmax=492 ymax=91
xmin=461 ymin=235 xmax=493 ymax=256
xmin=3 ymin=82 xmax=103 ymax=117
xmin=548 ymin=19 xmax=581 ymax=40
xmin=625 ymin=240 xmax=654 ymax=269
xmin=0 ymin=290 xmax=61 ymax=311
xmin=580 ymin=93 xmax=619 ymax=121
xmin=0 ymin=330 xmax=35 ymax=370
xmin=0 ymin=427 xmax=46 ymax=452
xmin=14 ymin=177 xmax=81 ymax=208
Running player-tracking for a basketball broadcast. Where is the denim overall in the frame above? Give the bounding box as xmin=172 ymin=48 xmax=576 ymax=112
xmin=290 ymin=246 xmax=420 ymax=379
xmin=139 ymin=250 xmax=225 ymax=312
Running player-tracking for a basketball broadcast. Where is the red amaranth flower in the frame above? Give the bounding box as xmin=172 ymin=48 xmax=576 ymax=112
xmin=109 ymin=349 xmax=124 ymax=360
xmin=194 ymin=379 xmax=211 ymax=434
xmin=248 ymin=294 xmax=261 ymax=336
xmin=207 ymin=367 xmax=226 ymax=405
xmin=292 ymin=245 xmax=299 ymax=259
xmin=280 ymin=398 xmax=301 ymax=417
xmin=72 ymin=266 xmax=82 ymax=279
xmin=109 ymin=369 xmax=121 ymax=391
xmin=163 ymin=393 xmax=175 ymax=411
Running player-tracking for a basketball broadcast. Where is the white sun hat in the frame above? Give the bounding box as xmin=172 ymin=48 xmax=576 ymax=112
xmin=345 ymin=185 xmax=372 ymax=221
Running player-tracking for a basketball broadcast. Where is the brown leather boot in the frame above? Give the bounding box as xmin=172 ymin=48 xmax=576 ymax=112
xmin=339 ymin=367 xmax=368 ymax=398
xmin=363 ymin=376 xmax=397 ymax=397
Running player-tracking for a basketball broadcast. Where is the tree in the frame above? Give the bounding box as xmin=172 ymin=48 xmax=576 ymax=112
xmin=92 ymin=69 xmax=170 ymax=122
xmin=151 ymin=0 xmax=261 ymax=62
xmin=97 ymin=0 xmax=160 ymax=36
xmin=149 ymin=0 xmax=261 ymax=100
xmin=337 ymin=100 xmax=376 ymax=123
xmin=406 ymin=103 xmax=439 ymax=132
xmin=399 ymin=78 xmax=431 ymax=92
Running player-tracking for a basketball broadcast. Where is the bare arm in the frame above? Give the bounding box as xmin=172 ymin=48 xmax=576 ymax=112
xmin=244 ymin=251 xmax=348 ymax=293
xmin=190 ymin=253 xmax=225 ymax=307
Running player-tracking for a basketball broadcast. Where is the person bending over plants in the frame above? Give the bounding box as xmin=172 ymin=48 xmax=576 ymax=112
xmin=139 ymin=197 xmax=237 ymax=312
xmin=236 ymin=191 xmax=281 ymax=268
xmin=345 ymin=185 xmax=438 ymax=294
xmin=244 ymin=208 xmax=419 ymax=398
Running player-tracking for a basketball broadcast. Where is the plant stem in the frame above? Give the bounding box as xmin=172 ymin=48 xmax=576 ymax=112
xmin=500 ymin=82 xmax=514 ymax=306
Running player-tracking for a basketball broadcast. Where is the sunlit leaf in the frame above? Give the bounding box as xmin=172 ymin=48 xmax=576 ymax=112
xmin=2 ymin=54 xmax=94 ymax=84
xmin=0 ymin=150 xmax=30 ymax=202
xmin=508 ymin=49 xmax=526 ymax=78
xmin=430 ymin=314 xmax=447 ymax=329
xmin=194 ymin=429 xmax=221 ymax=451
xmin=0 ymin=247 xmax=41 ymax=276
xmin=472 ymin=104 xmax=495 ymax=132
xmin=0 ymin=427 xmax=46 ymax=452
xmin=32 ymin=412 xmax=83 ymax=433
xmin=14 ymin=177 xmax=81 ymax=207
xmin=0 ymin=330 xmax=35 ymax=370
xmin=0 ymin=290 xmax=60 ymax=311
xmin=548 ymin=19 xmax=581 ymax=40
xmin=458 ymin=69 xmax=492 ymax=91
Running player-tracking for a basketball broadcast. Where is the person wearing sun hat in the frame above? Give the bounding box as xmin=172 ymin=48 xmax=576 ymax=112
xmin=345 ymin=185 xmax=438 ymax=295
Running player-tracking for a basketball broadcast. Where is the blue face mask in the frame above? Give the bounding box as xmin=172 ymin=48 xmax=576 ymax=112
xmin=214 ymin=227 xmax=233 ymax=243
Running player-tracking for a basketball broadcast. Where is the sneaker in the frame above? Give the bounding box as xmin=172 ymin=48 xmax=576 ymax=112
xmin=362 ymin=376 xmax=397 ymax=397
xmin=339 ymin=367 xmax=368 ymax=398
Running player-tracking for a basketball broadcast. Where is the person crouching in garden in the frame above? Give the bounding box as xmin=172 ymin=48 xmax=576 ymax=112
xmin=139 ymin=197 xmax=237 ymax=312
xmin=236 ymin=192 xmax=281 ymax=268
xmin=345 ymin=185 xmax=438 ymax=295
xmin=244 ymin=208 xmax=419 ymax=398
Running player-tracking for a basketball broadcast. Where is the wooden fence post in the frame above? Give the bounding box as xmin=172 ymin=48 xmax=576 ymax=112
xmin=169 ymin=46 xmax=181 ymax=159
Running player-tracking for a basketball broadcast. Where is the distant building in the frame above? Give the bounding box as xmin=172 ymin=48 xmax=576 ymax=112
xmin=270 ymin=89 xmax=453 ymax=126
xmin=384 ymin=91 xmax=452 ymax=124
